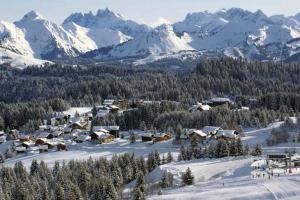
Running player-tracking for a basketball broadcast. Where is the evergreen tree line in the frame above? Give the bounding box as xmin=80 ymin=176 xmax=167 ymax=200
xmin=103 ymin=104 xmax=289 ymax=131
xmin=0 ymin=150 xmax=174 ymax=200
xmin=1 ymin=58 xmax=300 ymax=131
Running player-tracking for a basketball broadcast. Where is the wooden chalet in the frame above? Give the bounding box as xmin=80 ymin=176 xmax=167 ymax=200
xmin=202 ymin=126 xmax=222 ymax=137
xmin=205 ymin=98 xmax=233 ymax=110
xmin=93 ymin=126 xmax=120 ymax=138
xmin=153 ymin=133 xmax=171 ymax=142
xmin=19 ymin=135 xmax=31 ymax=142
xmin=57 ymin=143 xmax=67 ymax=151
xmin=90 ymin=129 xmax=114 ymax=144
xmin=35 ymin=138 xmax=47 ymax=146
xmin=141 ymin=133 xmax=154 ymax=142
xmin=188 ymin=130 xmax=207 ymax=141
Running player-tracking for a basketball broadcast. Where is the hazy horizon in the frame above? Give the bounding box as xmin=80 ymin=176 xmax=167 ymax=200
xmin=0 ymin=0 xmax=300 ymax=26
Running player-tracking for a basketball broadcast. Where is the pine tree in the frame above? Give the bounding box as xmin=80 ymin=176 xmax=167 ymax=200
xmin=253 ymin=144 xmax=262 ymax=156
xmin=54 ymin=183 xmax=65 ymax=200
xmin=105 ymin=178 xmax=118 ymax=200
xmin=229 ymin=141 xmax=237 ymax=156
xmin=130 ymin=131 xmax=137 ymax=144
xmin=161 ymin=171 xmax=173 ymax=188
xmin=30 ymin=159 xmax=39 ymax=176
xmin=132 ymin=172 xmax=146 ymax=200
xmin=166 ymin=151 xmax=173 ymax=163
xmin=154 ymin=150 xmax=161 ymax=167
xmin=219 ymin=140 xmax=229 ymax=158
xmin=182 ymin=167 xmax=194 ymax=186
xmin=236 ymin=138 xmax=244 ymax=156
xmin=243 ymin=144 xmax=250 ymax=155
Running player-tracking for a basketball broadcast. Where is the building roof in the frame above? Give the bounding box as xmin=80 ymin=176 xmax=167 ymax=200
xmin=216 ymin=130 xmax=237 ymax=138
xmin=37 ymin=131 xmax=51 ymax=139
xmin=19 ymin=135 xmax=30 ymax=140
xmin=202 ymin=126 xmax=222 ymax=134
xmin=103 ymin=99 xmax=115 ymax=106
xmin=96 ymin=109 xmax=110 ymax=117
xmin=93 ymin=126 xmax=119 ymax=131
xmin=92 ymin=131 xmax=112 ymax=139
xmin=210 ymin=97 xmax=232 ymax=103
xmin=189 ymin=130 xmax=207 ymax=137
xmin=51 ymin=131 xmax=63 ymax=137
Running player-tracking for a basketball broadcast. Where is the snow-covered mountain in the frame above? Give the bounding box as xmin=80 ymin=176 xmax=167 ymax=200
xmin=63 ymin=8 xmax=149 ymax=38
xmin=14 ymin=11 xmax=93 ymax=59
xmin=87 ymin=24 xmax=193 ymax=59
xmin=63 ymin=22 xmax=131 ymax=50
xmin=3 ymin=8 xmax=300 ymax=69
xmin=172 ymin=8 xmax=300 ymax=60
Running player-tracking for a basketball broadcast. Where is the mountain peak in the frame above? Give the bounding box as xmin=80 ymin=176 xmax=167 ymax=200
xmin=21 ymin=10 xmax=44 ymax=21
xmin=96 ymin=8 xmax=122 ymax=19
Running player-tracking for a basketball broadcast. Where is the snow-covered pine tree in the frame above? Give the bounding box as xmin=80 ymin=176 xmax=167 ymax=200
xmin=182 ymin=167 xmax=194 ymax=186
xmin=167 ymin=151 xmax=173 ymax=163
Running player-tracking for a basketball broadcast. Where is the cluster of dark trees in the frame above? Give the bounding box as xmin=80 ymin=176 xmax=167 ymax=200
xmin=1 ymin=58 xmax=300 ymax=131
xmin=0 ymin=150 xmax=174 ymax=200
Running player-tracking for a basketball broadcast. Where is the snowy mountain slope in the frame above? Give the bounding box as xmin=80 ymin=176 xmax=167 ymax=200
xmin=89 ymin=24 xmax=194 ymax=59
xmin=63 ymin=22 xmax=131 ymax=50
xmin=63 ymin=8 xmax=150 ymax=38
xmin=0 ymin=48 xmax=52 ymax=69
xmin=0 ymin=21 xmax=33 ymax=56
xmin=172 ymin=8 xmax=300 ymax=60
xmin=14 ymin=11 xmax=91 ymax=59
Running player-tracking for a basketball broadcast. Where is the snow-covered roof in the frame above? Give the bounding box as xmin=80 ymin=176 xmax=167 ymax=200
xmin=51 ymin=131 xmax=63 ymax=137
xmin=202 ymin=126 xmax=222 ymax=134
xmin=93 ymin=131 xmax=112 ymax=139
xmin=37 ymin=131 xmax=51 ymax=139
xmin=93 ymin=126 xmax=119 ymax=131
xmin=216 ymin=130 xmax=237 ymax=138
xmin=19 ymin=135 xmax=30 ymax=140
xmin=0 ymin=131 xmax=5 ymax=136
xmin=96 ymin=109 xmax=110 ymax=117
xmin=76 ymin=135 xmax=91 ymax=141
xmin=189 ymin=130 xmax=207 ymax=137
xmin=109 ymin=105 xmax=119 ymax=109
xmin=103 ymin=99 xmax=115 ymax=105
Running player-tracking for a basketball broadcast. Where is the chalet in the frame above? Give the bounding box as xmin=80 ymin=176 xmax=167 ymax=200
xmin=35 ymin=138 xmax=47 ymax=146
xmin=189 ymin=103 xmax=211 ymax=112
xmin=103 ymin=99 xmax=115 ymax=106
xmin=7 ymin=129 xmax=19 ymax=140
xmin=51 ymin=131 xmax=63 ymax=138
xmin=141 ymin=133 xmax=154 ymax=142
xmin=37 ymin=131 xmax=52 ymax=139
xmin=16 ymin=146 xmax=27 ymax=153
xmin=16 ymin=142 xmax=31 ymax=153
xmin=0 ymin=135 xmax=6 ymax=144
xmin=75 ymin=134 xmax=91 ymax=143
xmin=57 ymin=143 xmax=67 ymax=151
xmin=68 ymin=121 xmax=88 ymax=130
xmin=153 ymin=133 xmax=171 ymax=142
xmin=205 ymin=98 xmax=233 ymax=110
xmin=96 ymin=109 xmax=111 ymax=118
xmin=93 ymin=126 xmax=120 ymax=138
xmin=19 ymin=135 xmax=31 ymax=142
xmin=108 ymin=105 xmax=120 ymax=113
xmin=0 ymin=131 xmax=5 ymax=137
xmin=202 ymin=126 xmax=222 ymax=137
xmin=44 ymin=141 xmax=55 ymax=149
xmin=90 ymin=130 xmax=114 ymax=143
xmin=188 ymin=130 xmax=207 ymax=141
xmin=64 ymin=127 xmax=72 ymax=134
xmin=216 ymin=130 xmax=238 ymax=140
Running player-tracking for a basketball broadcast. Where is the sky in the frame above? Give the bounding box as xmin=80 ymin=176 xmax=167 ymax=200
xmin=0 ymin=0 xmax=300 ymax=25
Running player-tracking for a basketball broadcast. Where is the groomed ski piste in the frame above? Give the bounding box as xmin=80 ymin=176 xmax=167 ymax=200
xmin=3 ymin=119 xmax=300 ymax=199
